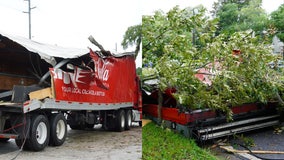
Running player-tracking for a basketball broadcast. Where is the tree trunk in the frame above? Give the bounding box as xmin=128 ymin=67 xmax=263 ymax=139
xmin=158 ymin=89 xmax=163 ymax=125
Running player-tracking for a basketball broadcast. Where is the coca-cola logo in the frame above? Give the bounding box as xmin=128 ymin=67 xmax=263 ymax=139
xmin=94 ymin=58 xmax=111 ymax=82
xmin=50 ymin=58 xmax=112 ymax=90
xmin=51 ymin=68 xmax=91 ymax=87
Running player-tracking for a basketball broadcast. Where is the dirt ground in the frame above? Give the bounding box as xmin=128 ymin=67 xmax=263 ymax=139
xmin=0 ymin=123 xmax=142 ymax=160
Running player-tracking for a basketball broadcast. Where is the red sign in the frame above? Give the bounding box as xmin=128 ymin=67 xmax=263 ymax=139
xmin=50 ymin=50 xmax=138 ymax=104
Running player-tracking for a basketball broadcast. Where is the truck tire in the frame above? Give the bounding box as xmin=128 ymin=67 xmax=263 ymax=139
xmin=125 ymin=110 xmax=132 ymax=130
xmin=116 ymin=110 xmax=125 ymax=132
xmin=49 ymin=113 xmax=67 ymax=146
xmin=28 ymin=114 xmax=50 ymax=151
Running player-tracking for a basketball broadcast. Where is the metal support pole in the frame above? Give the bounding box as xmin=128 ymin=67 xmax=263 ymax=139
xmin=23 ymin=0 xmax=36 ymax=39
xmin=28 ymin=0 xmax=31 ymax=39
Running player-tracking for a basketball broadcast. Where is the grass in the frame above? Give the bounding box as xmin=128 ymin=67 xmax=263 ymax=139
xmin=142 ymin=122 xmax=218 ymax=160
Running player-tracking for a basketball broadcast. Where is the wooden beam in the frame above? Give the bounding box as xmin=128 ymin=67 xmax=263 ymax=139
xmin=29 ymin=87 xmax=53 ymax=100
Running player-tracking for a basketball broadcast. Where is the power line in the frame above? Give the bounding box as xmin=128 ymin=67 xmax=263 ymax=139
xmin=23 ymin=0 xmax=36 ymax=39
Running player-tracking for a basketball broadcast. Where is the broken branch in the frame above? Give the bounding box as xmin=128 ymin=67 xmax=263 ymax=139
xmin=88 ymin=35 xmax=106 ymax=52
xmin=88 ymin=35 xmax=111 ymax=57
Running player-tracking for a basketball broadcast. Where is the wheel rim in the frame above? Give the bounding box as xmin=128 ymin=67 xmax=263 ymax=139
xmin=56 ymin=119 xmax=66 ymax=140
xmin=36 ymin=122 xmax=48 ymax=144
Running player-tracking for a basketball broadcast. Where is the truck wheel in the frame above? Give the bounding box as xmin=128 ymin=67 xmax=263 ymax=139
xmin=28 ymin=115 xmax=50 ymax=151
xmin=49 ymin=113 xmax=67 ymax=146
xmin=125 ymin=110 xmax=132 ymax=130
xmin=116 ymin=110 xmax=125 ymax=132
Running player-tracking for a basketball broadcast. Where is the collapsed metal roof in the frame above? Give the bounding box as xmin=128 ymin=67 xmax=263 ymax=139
xmin=0 ymin=32 xmax=89 ymax=66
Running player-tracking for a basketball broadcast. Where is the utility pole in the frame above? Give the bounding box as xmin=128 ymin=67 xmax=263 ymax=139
xmin=23 ymin=0 xmax=36 ymax=39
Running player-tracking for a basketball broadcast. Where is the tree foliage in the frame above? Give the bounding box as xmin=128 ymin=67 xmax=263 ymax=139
xmin=211 ymin=0 xmax=250 ymax=17
xmin=142 ymin=6 xmax=217 ymax=66
xmin=142 ymin=6 xmax=284 ymax=119
xmin=213 ymin=0 xmax=268 ymax=36
xmin=270 ymin=4 xmax=284 ymax=42
xmin=121 ymin=24 xmax=141 ymax=58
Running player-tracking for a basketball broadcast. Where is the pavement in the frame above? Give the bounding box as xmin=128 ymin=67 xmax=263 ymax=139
xmin=0 ymin=124 xmax=142 ymax=160
xmin=210 ymin=122 xmax=284 ymax=160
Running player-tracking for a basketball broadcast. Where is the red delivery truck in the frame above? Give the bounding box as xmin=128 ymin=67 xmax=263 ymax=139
xmin=0 ymin=32 xmax=142 ymax=151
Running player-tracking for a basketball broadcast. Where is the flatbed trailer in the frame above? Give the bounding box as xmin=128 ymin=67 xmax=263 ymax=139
xmin=0 ymin=33 xmax=142 ymax=151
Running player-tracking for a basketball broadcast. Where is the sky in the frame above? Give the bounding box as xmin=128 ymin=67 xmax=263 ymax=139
xmin=0 ymin=0 xmax=283 ymax=68
xmin=0 ymin=0 xmax=143 ymax=66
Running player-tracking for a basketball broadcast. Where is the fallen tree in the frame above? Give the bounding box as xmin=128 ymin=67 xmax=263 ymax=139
xmin=142 ymin=6 xmax=284 ymax=120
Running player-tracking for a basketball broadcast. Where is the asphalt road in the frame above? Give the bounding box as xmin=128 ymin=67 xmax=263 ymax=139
xmin=0 ymin=124 xmax=142 ymax=160
xmin=212 ymin=122 xmax=284 ymax=160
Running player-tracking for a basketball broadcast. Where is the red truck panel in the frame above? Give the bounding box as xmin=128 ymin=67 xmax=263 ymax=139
xmin=143 ymin=103 xmax=277 ymax=125
xmin=50 ymin=50 xmax=139 ymax=104
xmin=143 ymin=104 xmax=216 ymax=125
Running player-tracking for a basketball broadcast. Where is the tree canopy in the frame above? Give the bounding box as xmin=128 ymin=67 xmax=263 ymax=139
xmin=121 ymin=24 xmax=142 ymax=58
xmin=142 ymin=6 xmax=217 ymax=67
xmin=213 ymin=0 xmax=268 ymax=36
xmin=270 ymin=4 xmax=284 ymax=42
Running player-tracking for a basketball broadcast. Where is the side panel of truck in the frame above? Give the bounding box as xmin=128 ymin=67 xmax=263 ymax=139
xmin=50 ymin=50 xmax=137 ymax=104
